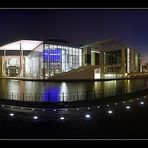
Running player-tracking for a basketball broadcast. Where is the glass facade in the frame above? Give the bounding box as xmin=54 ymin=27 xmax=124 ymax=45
xmin=0 ymin=39 xmax=141 ymax=80
xmin=25 ymin=43 xmax=82 ymax=79
xmin=25 ymin=43 xmax=43 ymax=78
xmin=104 ymin=50 xmax=121 ymax=65
xmin=42 ymin=44 xmax=82 ymax=77
xmin=5 ymin=58 xmax=21 ymax=76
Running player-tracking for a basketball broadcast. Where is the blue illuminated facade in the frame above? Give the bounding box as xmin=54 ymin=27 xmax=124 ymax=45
xmin=25 ymin=40 xmax=82 ymax=79
xmin=43 ymin=49 xmax=62 ymax=62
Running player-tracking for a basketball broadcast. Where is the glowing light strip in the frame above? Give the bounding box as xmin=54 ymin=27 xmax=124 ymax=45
xmin=127 ymin=48 xmax=130 ymax=73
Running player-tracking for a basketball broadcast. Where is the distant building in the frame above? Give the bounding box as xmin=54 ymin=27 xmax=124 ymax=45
xmin=80 ymin=39 xmax=141 ymax=79
xmin=142 ymin=63 xmax=148 ymax=73
xmin=0 ymin=39 xmax=141 ymax=80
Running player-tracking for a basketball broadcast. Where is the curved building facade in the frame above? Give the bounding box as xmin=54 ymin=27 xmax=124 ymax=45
xmin=0 ymin=39 xmax=82 ymax=79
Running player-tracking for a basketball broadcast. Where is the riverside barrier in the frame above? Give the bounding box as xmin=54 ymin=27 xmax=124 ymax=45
xmin=0 ymin=86 xmax=147 ymax=108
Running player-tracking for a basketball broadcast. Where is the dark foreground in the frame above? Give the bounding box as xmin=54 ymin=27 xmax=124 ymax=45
xmin=0 ymin=96 xmax=148 ymax=139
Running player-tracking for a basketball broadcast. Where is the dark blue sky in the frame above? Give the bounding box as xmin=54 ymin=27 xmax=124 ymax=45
xmin=0 ymin=9 xmax=148 ymax=64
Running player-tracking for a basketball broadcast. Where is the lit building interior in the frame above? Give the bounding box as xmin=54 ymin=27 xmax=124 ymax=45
xmin=0 ymin=39 xmax=141 ymax=80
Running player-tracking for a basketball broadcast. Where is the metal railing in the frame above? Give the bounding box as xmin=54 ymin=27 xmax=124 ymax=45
xmin=0 ymin=85 xmax=144 ymax=103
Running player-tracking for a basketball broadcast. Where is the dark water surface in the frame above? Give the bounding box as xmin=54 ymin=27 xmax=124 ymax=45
xmin=0 ymin=78 xmax=147 ymax=102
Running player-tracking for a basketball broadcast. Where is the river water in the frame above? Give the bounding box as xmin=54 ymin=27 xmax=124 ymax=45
xmin=0 ymin=79 xmax=147 ymax=102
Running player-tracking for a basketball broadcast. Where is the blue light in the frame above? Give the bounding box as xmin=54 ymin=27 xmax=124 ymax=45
xmin=49 ymin=49 xmax=61 ymax=61
xmin=42 ymin=50 xmax=48 ymax=60
xmin=43 ymin=86 xmax=61 ymax=102
xmin=43 ymin=49 xmax=62 ymax=62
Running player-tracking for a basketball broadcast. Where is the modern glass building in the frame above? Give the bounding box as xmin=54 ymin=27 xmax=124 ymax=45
xmin=0 ymin=39 xmax=141 ymax=80
xmin=0 ymin=40 xmax=42 ymax=78
xmin=25 ymin=39 xmax=82 ymax=79
xmin=0 ymin=39 xmax=82 ymax=79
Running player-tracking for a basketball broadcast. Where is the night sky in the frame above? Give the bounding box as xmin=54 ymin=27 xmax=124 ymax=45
xmin=0 ymin=9 xmax=148 ymax=64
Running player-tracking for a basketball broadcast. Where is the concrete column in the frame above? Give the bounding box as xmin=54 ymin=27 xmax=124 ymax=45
xmin=82 ymin=47 xmax=91 ymax=66
xmin=139 ymin=55 xmax=141 ymax=73
xmin=82 ymin=48 xmax=86 ymax=66
xmin=0 ymin=57 xmax=2 ymax=78
xmin=19 ymin=43 xmax=24 ymax=78
xmin=2 ymin=50 xmax=6 ymax=77
xmin=130 ymin=49 xmax=134 ymax=73
xmin=91 ymin=52 xmax=95 ymax=65
xmin=121 ymin=48 xmax=126 ymax=76
xmin=100 ymin=49 xmax=104 ymax=79
xmin=19 ymin=56 xmax=24 ymax=77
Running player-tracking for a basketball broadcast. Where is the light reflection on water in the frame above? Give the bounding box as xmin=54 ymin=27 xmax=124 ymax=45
xmin=43 ymin=86 xmax=60 ymax=102
xmin=0 ymin=79 xmax=147 ymax=102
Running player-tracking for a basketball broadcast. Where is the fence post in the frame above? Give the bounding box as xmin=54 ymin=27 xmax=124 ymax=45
xmin=35 ymin=93 xmax=36 ymax=102
xmin=48 ymin=93 xmax=50 ymax=102
xmin=4 ymin=91 xmax=5 ymax=99
xmin=4 ymin=91 xmax=6 ymax=100
xmin=22 ymin=93 xmax=24 ymax=102
xmin=101 ymin=89 xmax=104 ymax=98
xmin=86 ymin=91 xmax=88 ymax=100
xmin=1 ymin=92 xmax=3 ymax=99
xmin=62 ymin=92 xmax=64 ymax=104
xmin=77 ymin=91 xmax=79 ymax=101
xmin=12 ymin=92 xmax=13 ymax=100
xmin=93 ymin=90 xmax=96 ymax=99
xmin=69 ymin=92 xmax=71 ymax=100
xmin=3 ymin=91 xmax=4 ymax=99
